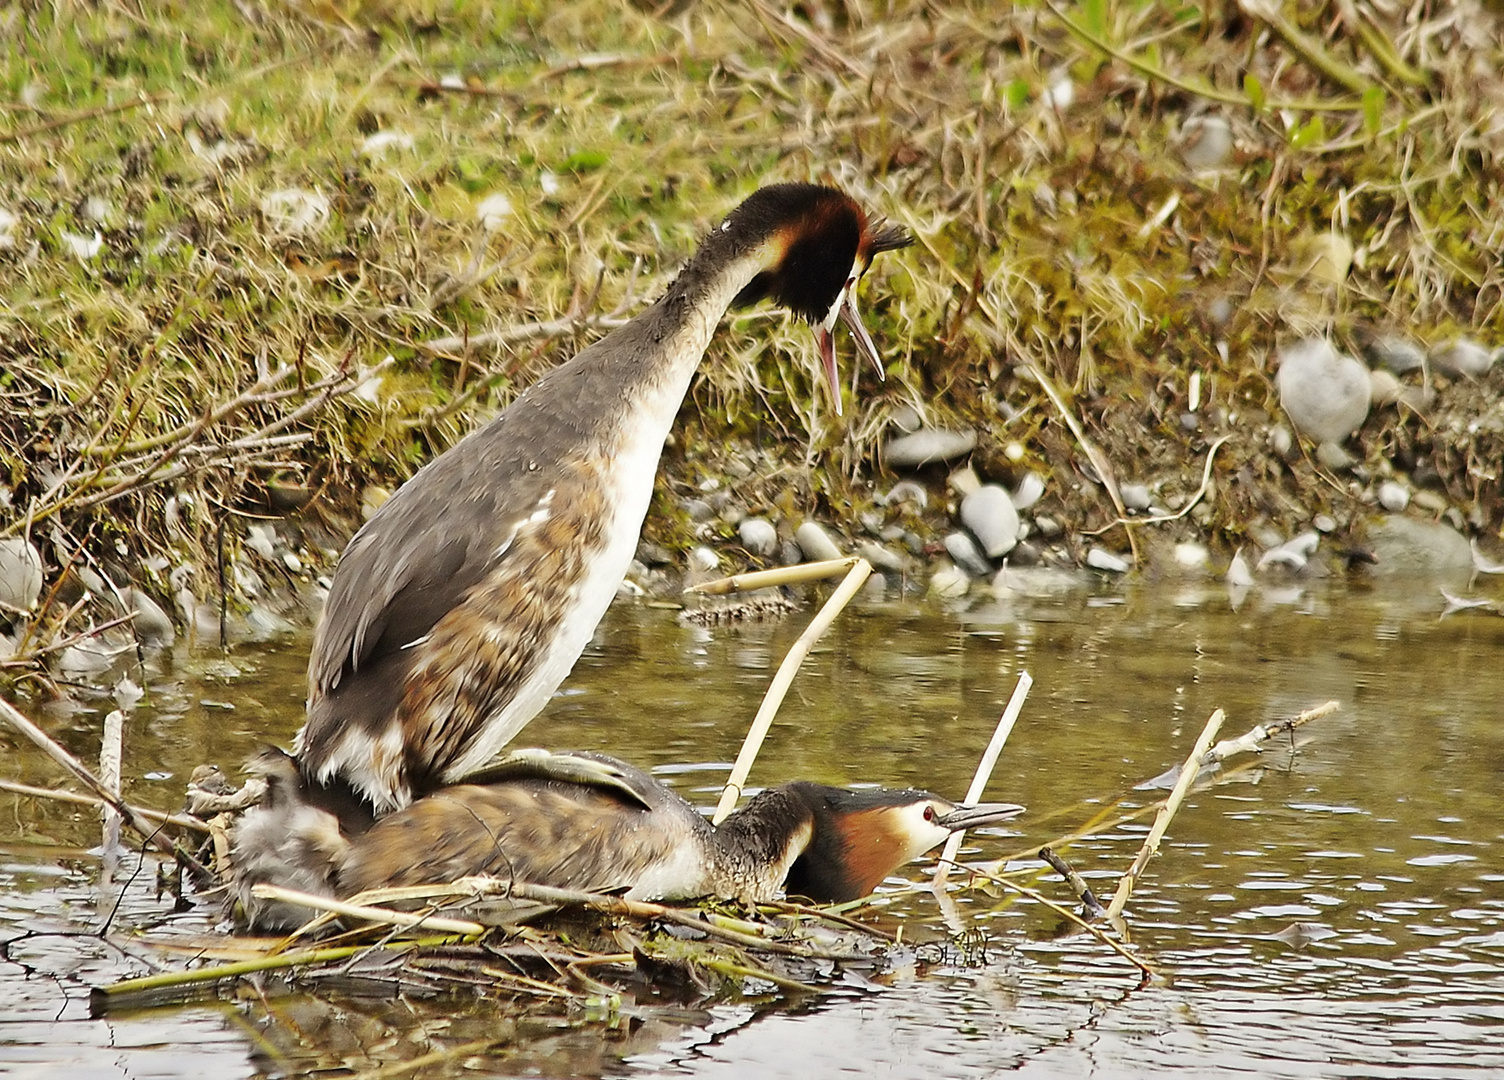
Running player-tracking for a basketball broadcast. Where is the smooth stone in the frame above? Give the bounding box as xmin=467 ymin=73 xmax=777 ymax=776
xmin=992 ymin=565 xmax=1087 ymax=597
xmin=880 ymin=480 xmax=928 ymax=512
xmin=884 ymin=428 xmax=978 ymax=469
xmin=1366 ymin=517 xmax=1473 ymax=577
xmin=1225 ymin=549 xmax=1254 ymax=587
xmin=244 ymin=524 xmax=275 ymax=561
xmin=1269 ymin=425 xmax=1294 ymax=457
xmin=888 ymin=404 xmax=924 ymax=434
xmin=928 ymin=562 xmax=971 ymax=599
xmin=1412 ymin=489 xmax=1448 ymax=514
xmin=1032 ymin=515 xmax=1063 ymax=539
xmin=959 ymin=485 xmax=1020 ymax=558
xmin=738 ymin=517 xmax=778 ymax=557
xmin=1179 ymin=114 xmax=1233 ymax=169
xmin=1377 ymin=481 xmax=1410 ymax=513
xmin=719 ymin=503 xmax=746 ymax=527
xmin=683 ymin=498 xmax=715 ymax=523
xmin=1360 ymin=332 xmax=1427 ymax=374
xmin=1119 ymin=483 xmax=1152 ymax=512
xmin=688 ymin=546 xmax=719 ymax=574
xmin=779 ymin=540 xmax=804 ymax=566
xmin=1085 ymin=548 xmax=1131 ymax=574
xmin=794 ymin=522 xmax=844 ymax=562
xmin=118 ymin=587 xmax=176 ymax=647
xmin=1431 ymin=338 xmax=1495 ymax=378
xmin=1174 ymin=542 xmax=1210 ymax=569
xmin=855 ymin=540 xmax=905 ymax=573
xmin=947 ymin=466 xmax=981 ymax=498
xmin=1369 ymin=369 xmax=1401 ymax=406
xmin=1277 ymin=338 xmax=1371 ymax=443
xmin=1011 ymin=472 xmax=1046 ymax=511
xmin=636 ymin=542 xmax=674 ymax=567
xmin=0 ymin=537 xmax=44 ymax=614
xmin=1316 ymin=441 xmax=1356 ymax=471
xmin=943 ymin=532 xmax=994 ymax=577
xmin=1313 ymin=514 xmax=1338 ymax=533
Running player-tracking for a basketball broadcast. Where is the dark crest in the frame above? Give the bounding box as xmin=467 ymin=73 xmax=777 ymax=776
xmin=729 ymin=184 xmax=911 ymax=324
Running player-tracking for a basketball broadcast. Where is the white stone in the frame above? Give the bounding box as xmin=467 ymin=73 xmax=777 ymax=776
xmin=1011 ymin=472 xmax=1046 ymax=511
xmin=1276 ymin=338 xmax=1371 ymax=443
xmin=959 ymin=485 xmax=1019 ymax=559
xmin=738 ymin=517 xmax=778 ymax=557
xmin=0 ymin=538 xmax=43 ymax=614
xmin=794 ymin=522 xmax=843 ymax=562
xmin=1085 ymin=548 xmax=1131 ymax=574
xmin=1377 ymin=481 xmax=1409 ymax=513
xmin=884 ymin=428 xmax=978 ymax=468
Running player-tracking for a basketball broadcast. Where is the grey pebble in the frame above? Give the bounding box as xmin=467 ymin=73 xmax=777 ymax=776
xmin=794 ymin=522 xmax=844 ymax=562
xmin=738 ymin=517 xmax=778 ymax=557
xmin=0 ymin=537 xmax=44 ymax=614
xmin=879 ymin=480 xmax=928 ymax=511
xmin=683 ymin=498 xmax=716 ymax=523
xmin=1119 ymin=483 xmax=1152 ymax=512
xmin=928 ymin=562 xmax=971 ymax=599
xmin=1316 ymin=441 xmax=1356 ymax=471
xmin=1179 ymin=114 xmax=1233 ymax=170
xmin=1360 ymin=333 xmax=1427 ymax=374
xmin=118 ymin=587 xmax=176 ymax=647
xmin=1366 ymin=516 xmax=1473 ymax=577
xmin=688 ymin=546 xmax=719 ymax=574
xmin=884 ymin=428 xmax=978 ymax=469
xmin=944 ymin=532 xmax=994 ymax=577
xmin=959 ymin=485 xmax=1019 ymax=559
xmin=1431 ymin=338 xmax=1496 ymax=378
xmin=1032 ymin=515 xmax=1063 ymax=539
xmin=1085 ymin=548 xmax=1131 ymax=574
xmin=1276 ymin=338 xmax=1371 ymax=443
xmin=855 ymin=540 xmax=906 ymax=573
xmin=888 ymin=405 xmax=924 ymax=434
xmin=1011 ymin=472 xmax=1046 ymax=511
xmin=1377 ymin=481 xmax=1409 ymax=513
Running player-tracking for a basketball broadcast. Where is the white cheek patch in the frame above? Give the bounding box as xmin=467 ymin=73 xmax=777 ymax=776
xmin=822 ymin=257 xmax=863 ymax=332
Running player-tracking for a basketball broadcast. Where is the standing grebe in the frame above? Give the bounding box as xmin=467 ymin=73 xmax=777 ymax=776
xmin=234 ymin=749 xmax=1023 ymax=930
xmin=293 ymin=184 xmax=910 ymax=816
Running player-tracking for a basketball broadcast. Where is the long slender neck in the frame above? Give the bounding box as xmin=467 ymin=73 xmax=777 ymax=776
xmin=700 ymin=787 xmax=818 ymax=902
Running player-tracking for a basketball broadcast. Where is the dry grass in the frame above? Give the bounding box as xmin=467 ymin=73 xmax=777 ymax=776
xmin=2 ymin=0 xmax=1503 ymax=673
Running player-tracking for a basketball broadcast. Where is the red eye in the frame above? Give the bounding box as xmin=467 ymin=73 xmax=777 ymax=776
xmin=923 ymin=805 xmax=936 ymax=822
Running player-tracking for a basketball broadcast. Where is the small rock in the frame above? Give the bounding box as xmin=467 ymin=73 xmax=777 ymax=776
xmin=118 ymin=587 xmax=175 ymax=647
xmin=1179 ymin=114 xmax=1233 ymax=170
xmin=1431 ymin=338 xmax=1496 ymax=378
xmin=855 ymin=540 xmax=905 ymax=573
xmin=1085 ymin=548 xmax=1130 ymax=574
xmin=884 ymin=428 xmax=978 ymax=469
xmin=1366 ymin=517 xmax=1473 ymax=577
xmin=1032 ymin=515 xmax=1063 ymax=539
xmin=928 ymin=562 xmax=971 ymax=599
xmin=779 ymin=540 xmax=804 ymax=566
xmin=0 ymin=537 xmax=44 ymax=614
xmin=1359 ymin=332 xmax=1427 ymax=375
xmin=1226 ymin=549 xmax=1254 ymax=588
xmin=794 ymin=522 xmax=844 ymax=562
xmin=636 ymin=542 xmax=675 ymax=567
xmin=1119 ymin=483 xmax=1152 ymax=512
xmin=1011 ymin=473 xmax=1046 ymax=511
xmin=879 ymin=480 xmax=928 ymax=512
xmin=959 ymin=486 xmax=1020 ymax=559
xmin=1174 ymin=542 xmax=1209 ymax=569
xmin=888 ymin=405 xmax=924 ymax=434
xmin=1411 ymin=489 xmax=1448 ymax=515
xmin=944 ymin=532 xmax=994 ymax=577
xmin=1269 ymin=425 xmax=1294 ymax=457
xmin=992 ymin=565 xmax=1086 ymax=597
xmin=683 ymin=498 xmax=715 ymax=523
xmin=1313 ymin=514 xmax=1338 ymax=533
xmin=947 ymin=466 xmax=981 ymax=498
xmin=719 ymin=503 xmax=746 ymax=527
xmin=688 ymin=546 xmax=719 ymax=574
xmin=1316 ymin=441 xmax=1356 ymax=471
xmin=1377 ymin=481 xmax=1409 ymax=513
xmin=738 ymin=518 xmax=778 ymax=557
xmin=1277 ymin=338 xmax=1371 ymax=443
xmin=1369 ymin=369 xmax=1401 ymax=406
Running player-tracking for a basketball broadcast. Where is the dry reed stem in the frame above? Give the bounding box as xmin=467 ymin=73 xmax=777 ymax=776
xmin=932 ymin=670 xmax=1032 ymax=888
xmin=0 ymin=777 xmax=211 ymax=832
xmin=712 ymin=558 xmax=874 ymax=824
xmin=687 ymin=556 xmax=865 ymax=596
xmin=1105 ymin=708 xmax=1226 ymax=920
xmin=250 ymin=884 xmax=487 ymax=936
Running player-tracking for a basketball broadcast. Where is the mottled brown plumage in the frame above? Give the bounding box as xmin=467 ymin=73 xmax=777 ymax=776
xmin=231 ymin=749 xmax=1024 ymax=930
xmin=293 ymin=185 xmax=911 ymax=815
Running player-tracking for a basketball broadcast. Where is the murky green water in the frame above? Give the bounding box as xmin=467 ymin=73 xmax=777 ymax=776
xmin=4 ymin=579 xmax=1504 ymax=1077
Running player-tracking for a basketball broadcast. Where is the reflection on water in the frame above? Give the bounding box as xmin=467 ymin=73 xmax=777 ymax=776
xmin=3 ymin=581 xmax=1504 ymax=1077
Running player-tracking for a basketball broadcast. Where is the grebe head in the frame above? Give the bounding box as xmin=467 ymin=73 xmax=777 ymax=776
xmin=779 ymin=784 xmax=1024 ymax=903
xmin=726 ymin=183 xmax=911 ymax=411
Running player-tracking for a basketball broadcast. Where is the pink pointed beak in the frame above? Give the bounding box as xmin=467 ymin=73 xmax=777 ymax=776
xmin=814 ymin=289 xmax=887 ymax=417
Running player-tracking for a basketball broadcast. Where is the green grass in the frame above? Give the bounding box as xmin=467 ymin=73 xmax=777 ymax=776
xmin=2 ymin=0 xmax=1502 ymax=657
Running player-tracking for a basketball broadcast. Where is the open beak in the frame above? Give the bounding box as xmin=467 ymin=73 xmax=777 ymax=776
xmin=937 ymin=802 xmax=1025 ymax=831
xmin=814 ymin=280 xmax=889 ymax=417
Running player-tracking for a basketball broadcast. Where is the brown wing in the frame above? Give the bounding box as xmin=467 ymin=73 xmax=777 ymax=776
xmin=336 ymin=779 xmax=680 ymax=896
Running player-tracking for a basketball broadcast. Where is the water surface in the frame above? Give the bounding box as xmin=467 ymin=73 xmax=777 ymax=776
xmin=3 ymin=579 xmax=1503 ymax=1077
